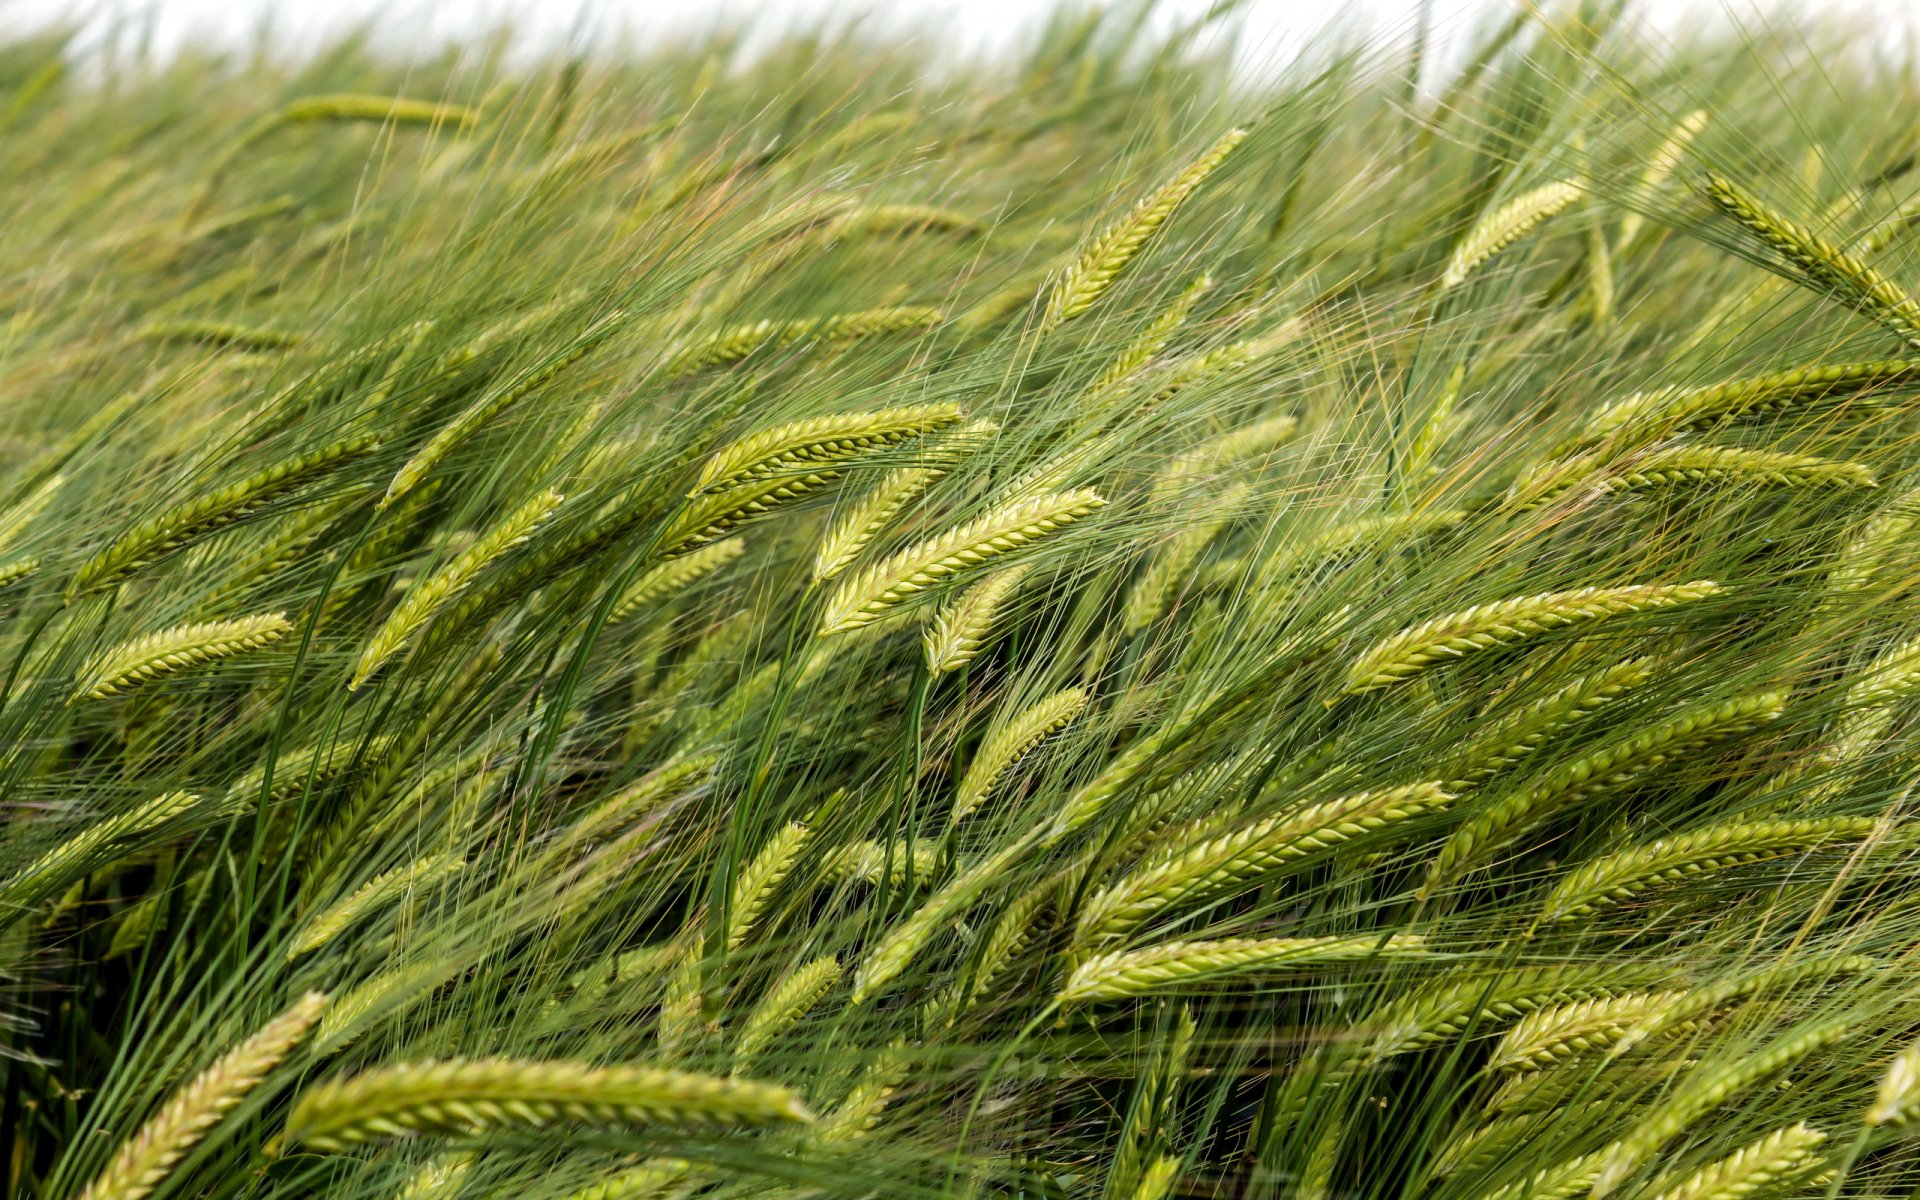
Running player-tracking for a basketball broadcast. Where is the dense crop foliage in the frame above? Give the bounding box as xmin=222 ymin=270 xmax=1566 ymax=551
xmin=10 ymin=6 xmax=1920 ymax=1199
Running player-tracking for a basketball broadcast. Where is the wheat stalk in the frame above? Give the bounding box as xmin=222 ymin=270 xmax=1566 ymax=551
xmin=76 ymin=992 xmax=326 ymax=1200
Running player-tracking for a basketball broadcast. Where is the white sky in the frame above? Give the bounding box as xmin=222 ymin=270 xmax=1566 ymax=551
xmin=3 ymin=0 xmax=1917 ymax=68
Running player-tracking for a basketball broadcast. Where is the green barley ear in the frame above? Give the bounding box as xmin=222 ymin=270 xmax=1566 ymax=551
xmin=77 ymin=613 xmax=292 ymax=700
xmin=924 ymin=565 xmax=1031 ymax=675
xmin=1425 ymin=690 xmax=1786 ymax=896
xmin=733 ymin=955 xmax=840 ymax=1068
xmin=0 ymin=472 xmax=63 ymax=556
xmin=281 ymin=1059 xmax=811 ymax=1150
xmin=1087 ymin=273 xmax=1214 ymax=397
xmin=813 ymin=467 xmax=947 ymax=582
xmin=287 ymin=852 xmax=463 ymax=959
xmin=1868 ymin=1039 xmax=1920 ymax=1126
xmin=1445 ymin=657 xmax=1658 ymax=790
xmin=1591 ymin=1018 xmax=1852 ymax=1196
xmin=658 ymin=468 xmax=850 ymax=557
xmin=552 ymin=755 xmax=720 ymax=856
xmin=76 ymin=992 xmax=325 ymax=1200
xmin=951 ymin=688 xmax=1089 ymax=826
xmin=135 ymin=319 xmax=302 ymax=351
xmin=1486 ymin=992 xmax=1687 ymax=1074
xmin=1342 ymin=582 xmax=1718 ymax=695
xmin=1609 ymin=955 xmax=1877 ymax=1059
xmin=1616 ymin=109 xmax=1709 ymax=250
xmin=280 ymin=93 xmax=479 ymax=127
xmin=1518 ymin=446 xmax=1877 ymax=507
xmin=1441 ymin=181 xmax=1582 ymax=290
xmin=852 ymin=835 xmax=1035 ymax=1003
xmin=1640 ymin=1124 xmax=1826 ymax=1200
xmin=381 ymin=309 xmax=627 ymax=508
xmin=825 ymin=840 xmax=942 ymax=887
xmin=726 ymin=821 xmax=813 ymax=950
xmin=1537 ymin=817 xmax=1878 ymax=923
xmin=1817 ymin=486 xmax=1920 ymax=614
xmin=818 ymin=490 xmax=1106 ymax=635
xmin=608 ymin=538 xmax=745 ymax=623
xmin=1363 ymin=964 xmax=1671 ymax=1062
xmin=832 ymin=203 xmax=982 ymax=240
xmin=1576 ymin=359 xmax=1920 ymax=448
xmin=553 ymin=1160 xmax=696 ymax=1200
xmin=695 ymin=404 xmax=965 ymax=495
xmin=1701 ymin=171 xmax=1920 ymax=346
xmin=1044 ymin=128 xmax=1248 ymax=329
xmin=660 ymin=306 xmax=943 ymax=379
xmin=69 ymin=436 xmax=379 ymax=597
xmin=0 ymin=792 xmax=202 ymax=917
xmin=1124 ymin=484 xmax=1250 ymax=633
xmin=1059 ymin=935 xmax=1427 ymax=1004
xmin=1075 ymin=783 xmax=1453 ymax=946
xmin=351 ymin=490 xmax=564 ymax=690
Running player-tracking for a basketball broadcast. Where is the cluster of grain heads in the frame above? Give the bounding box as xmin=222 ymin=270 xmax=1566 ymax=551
xmin=280 ymin=1059 xmax=812 ymax=1149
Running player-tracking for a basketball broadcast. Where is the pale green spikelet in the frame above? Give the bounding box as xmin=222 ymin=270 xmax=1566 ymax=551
xmin=1425 ymin=691 xmax=1786 ymax=895
xmin=281 ymin=1059 xmax=812 ymax=1150
xmin=953 ymin=885 xmax=1052 ymax=1016
xmin=1441 ymin=181 xmax=1582 ymax=290
xmin=813 ymin=468 xmax=948 ymax=582
xmin=136 ymin=319 xmax=302 ymax=351
xmin=924 ymin=565 xmax=1031 ymax=675
xmin=70 ymin=436 xmax=379 ymax=596
xmin=658 ymin=468 xmax=849 ymax=557
xmin=815 ymin=1045 xmax=911 ymax=1142
xmin=1486 ymin=992 xmax=1688 ymax=1073
xmin=351 ymin=490 xmax=564 ymax=689
xmin=832 ymin=203 xmax=983 ymax=239
xmin=1610 ymin=955 xmax=1878 ymax=1059
xmin=0 ymin=473 xmax=63 ymax=556
xmin=1476 ymin=1152 xmax=1608 ymax=1200
xmin=1818 ymin=488 xmax=1920 ymax=612
xmin=0 ymin=791 xmax=202 ymax=916
xmin=1060 ymin=934 xmax=1427 ymax=1003
xmin=554 ymin=756 xmax=720 ymax=855
xmin=733 ymin=955 xmax=840 ymax=1067
xmin=1641 ymin=1124 xmax=1826 ymax=1200
xmin=1044 ymin=128 xmax=1248 ymax=329
xmin=288 ymin=852 xmax=464 ymax=959
xmin=1590 ymin=1018 xmax=1852 ymax=1196
xmin=1124 ymin=484 xmax=1249 ymax=633
xmin=819 ymin=490 xmax=1105 ymax=634
xmin=1616 ymin=109 xmax=1709 ymax=250
xmin=1343 ymin=582 xmax=1718 ymax=694
xmin=1076 ymin=782 xmax=1452 ymax=945
xmin=951 ymin=688 xmax=1089 ymax=826
xmin=0 ymin=556 xmax=40 ymax=588
xmin=609 ymin=539 xmax=745 ymax=623
xmin=394 ymin=1153 xmax=474 ymax=1200
xmin=1702 ymin=171 xmax=1920 ymax=346
xmin=726 ymin=821 xmax=813 ymax=950
xmin=76 ymin=992 xmax=326 ymax=1200
xmin=1538 ymin=817 xmax=1878 ymax=923
xmin=694 ymin=404 xmax=965 ymax=495
xmin=1522 ymin=446 xmax=1877 ymax=507
xmin=381 ymin=309 xmax=627 ymax=507
xmin=1129 ymin=1157 xmax=1181 ymax=1200
xmin=1363 ymin=964 xmax=1678 ymax=1062
xmin=825 ymin=840 xmax=941 ymax=887
xmin=280 ymin=93 xmax=479 ymax=128
xmin=852 ymin=835 xmax=1034 ymax=1002
xmin=77 ymin=612 xmax=292 ymax=700
xmin=555 ymin=1160 xmax=696 ymax=1200
xmin=1868 ymin=1039 xmax=1920 ymax=1126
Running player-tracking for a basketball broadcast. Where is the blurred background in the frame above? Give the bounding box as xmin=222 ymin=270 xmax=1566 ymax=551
xmin=6 ymin=0 xmax=1920 ymax=70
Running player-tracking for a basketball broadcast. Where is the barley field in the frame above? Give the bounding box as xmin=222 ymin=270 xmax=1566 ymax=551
xmin=8 ymin=5 xmax=1920 ymax=1199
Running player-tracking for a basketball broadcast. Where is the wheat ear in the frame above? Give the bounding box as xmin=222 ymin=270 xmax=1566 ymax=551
xmin=733 ymin=955 xmax=840 ymax=1067
xmin=351 ymin=490 xmax=564 ymax=689
xmin=1642 ymin=1124 xmax=1827 ymax=1200
xmin=288 ymin=852 xmax=463 ymax=959
xmin=726 ymin=821 xmax=813 ymax=950
xmin=608 ymin=539 xmax=745 ymax=623
xmin=1442 ymin=181 xmax=1583 ymax=290
xmin=77 ymin=613 xmax=291 ymax=700
xmin=0 ymin=472 xmax=63 ymax=556
xmin=1526 ymin=446 xmax=1877 ymax=507
xmin=1425 ymin=690 xmax=1786 ymax=894
xmin=1486 ymin=992 xmax=1687 ymax=1074
xmin=1086 ymin=273 xmax=1214 ymax=396
xmin=70 ymin=436 xmax=378 ymax=596
xmin=1539 ymin=817 xmax=1878 ymax=923
xmin=924 ymin=565 xmax=1031 ymax=675
xmin=1363 ymin=964 xmax=1676 ymax=1062
xmin=1044 ymin=128 xmax=1248 ymax=329
xmin=381 ymin=309 xmax=627 ymax=508
xmin=1616 ymin=109 xmax=1709 ymax=250
xmin=1446 ymin=657 xmax=1658 ymax=790
xmin=819 ymin=490 xmax=1105 ymax=634
xmin=657 ymin=468 xmax=850 ymax=557
xmin=76 ymin=992 xmax=326 ymax=1200
xmin=1578 ymin=358 xmax=1920 ymax=447
xmin=661 ymin=306 xmax=942 ymax=378
xmin=1868 ymin=1039 xmax=1920 ymax=1126
xmin=555 ymin=1160 xmax=697 ymax=1200
xmin=1478 ymin=1153 xmax=1610 ymax=1200
xmin=1060 ymin=935 xmax=1427 ymax=1003
xmin=1590 ymin=1018 xmax=1852 ymax=1196
xmin=695 ymin=404 xmax=965 ymax=495
xmin=852 ymin=835 xmax=1035 ymax=1002
xmin=1076 ymin=783 xmax=1452 ymax=945
xmin=825 ymin=840 xmax=942 ymax=887
xmin=136 ymin=319 xmax=301 ymax=350
xmin=1 ymin=791 xmax=201 ymax=915
xmin=1343 ymin=583 xmax=1717 ymax=694
xmin=951 ymin=688 xmax=1089 ymax=826
xmin=1702 ymin=171 xmax=1920 ymax=346
xmin=283 ymin=1059 xmax=811 ymax=1149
